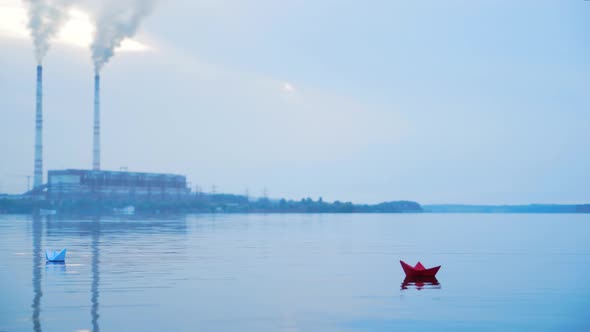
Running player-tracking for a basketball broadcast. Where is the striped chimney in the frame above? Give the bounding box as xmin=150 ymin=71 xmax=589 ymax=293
xmin=93 ymin=74 xmax=100 ymax=170
xmin=33 ymin=65 xmax=43 ymax=189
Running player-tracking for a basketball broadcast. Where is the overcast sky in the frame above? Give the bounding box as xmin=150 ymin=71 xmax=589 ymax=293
xmin=0 ymin=0 xmax=588 ymax=204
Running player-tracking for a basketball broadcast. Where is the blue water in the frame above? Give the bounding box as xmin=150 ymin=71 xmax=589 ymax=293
xmin=0 ymin=213 xmax=589 ymax=332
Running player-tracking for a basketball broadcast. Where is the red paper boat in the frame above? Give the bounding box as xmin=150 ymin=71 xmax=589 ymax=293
xmin=400 ymin=260 xmax=441 ymax=278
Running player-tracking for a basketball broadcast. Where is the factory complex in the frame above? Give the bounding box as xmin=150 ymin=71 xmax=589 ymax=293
xmin=47 ymin=169 xmax=189 ymax=201
xmin=26 ymin=65 xmax=190 ymax=202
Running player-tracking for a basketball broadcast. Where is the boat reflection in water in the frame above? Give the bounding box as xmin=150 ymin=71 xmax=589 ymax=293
xmin=401 ymin=276 xmax=441 ymax=291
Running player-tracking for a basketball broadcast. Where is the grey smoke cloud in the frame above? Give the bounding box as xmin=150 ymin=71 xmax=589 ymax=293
xmin=24 ymin=0 xmax=72 ymax=64
xmin=91 ymin=0 xmax=155 ymax=73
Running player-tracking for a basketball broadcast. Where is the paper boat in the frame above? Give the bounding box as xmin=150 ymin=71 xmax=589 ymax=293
xmin=39 ymin=209 xmax=57 ymax=216
xmin=400 ymin=260 xmax=440 ymax=278
xmin=45 ymin=249 xmax=67 ymax=262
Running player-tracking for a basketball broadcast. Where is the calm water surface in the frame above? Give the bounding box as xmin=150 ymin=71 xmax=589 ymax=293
xmin=0 ymin=213 xmax=589 ymax=331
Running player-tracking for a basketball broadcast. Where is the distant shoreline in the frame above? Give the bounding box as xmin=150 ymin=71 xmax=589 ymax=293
xmin=424 ymin=204 xmax=590 ymax=214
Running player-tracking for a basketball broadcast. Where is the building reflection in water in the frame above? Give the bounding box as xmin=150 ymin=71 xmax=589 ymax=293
xmin=30 ymin=215 xmax=187 ymax=332
xmin=401 ymin=277 xmax=441 ymax=291
xmin=32 ymin=215 xmax=43 ymax=332
xmin=91 ymin=218 xmax=100 ymax=332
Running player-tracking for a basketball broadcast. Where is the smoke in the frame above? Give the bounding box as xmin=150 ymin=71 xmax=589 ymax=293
xmin=91 ymin=0 xmax=155 ymax=73
xmin=24 ymin=0 xmax=72 ymax=64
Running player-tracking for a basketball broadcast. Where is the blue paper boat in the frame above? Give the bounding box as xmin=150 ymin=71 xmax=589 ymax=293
xmin=45 ymin=249 xmax=67 ymax=262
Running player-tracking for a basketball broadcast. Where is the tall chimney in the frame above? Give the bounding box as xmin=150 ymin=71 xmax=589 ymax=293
xmin=33 ymin=65 xmax=43 ymax=189
xmin=93 ymin=74 xmax=100 ymax=170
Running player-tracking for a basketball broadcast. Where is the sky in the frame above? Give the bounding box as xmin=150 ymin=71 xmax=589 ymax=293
xmin=0 ymin=0 xmax=588 ymax=204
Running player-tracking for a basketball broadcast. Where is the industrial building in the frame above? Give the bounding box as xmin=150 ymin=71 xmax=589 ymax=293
xmin=24 ymin=64 xmax=193 ymax=204
xmin=47 ymin=169 xmax=189 ymax=200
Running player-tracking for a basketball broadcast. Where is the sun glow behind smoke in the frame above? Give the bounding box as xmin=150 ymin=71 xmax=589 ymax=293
xmin=282 ymin=82 xmax=296 ymax=93
xmin=0 ymin=2 xmax=149 ymax=52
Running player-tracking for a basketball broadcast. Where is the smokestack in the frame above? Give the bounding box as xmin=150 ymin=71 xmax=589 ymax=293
xmin=33 ymin=65 xmax=43 ymax=189
xmin=93 ymin=74 xmax=100 ymax=170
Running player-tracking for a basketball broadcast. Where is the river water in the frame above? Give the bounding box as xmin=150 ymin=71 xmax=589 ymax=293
xmin=0 ymin=213 xmax=588 ymax=331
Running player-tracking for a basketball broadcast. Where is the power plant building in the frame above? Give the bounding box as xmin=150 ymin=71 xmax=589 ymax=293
xmin=47 ymin=169 xmax=189 ymax=200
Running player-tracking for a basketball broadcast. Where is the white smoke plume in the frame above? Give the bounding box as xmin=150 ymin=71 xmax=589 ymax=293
xmin=91 ymin=0 xmax=155 ymax=73
xmin=24 ymin=0 xmax=72 ymax=64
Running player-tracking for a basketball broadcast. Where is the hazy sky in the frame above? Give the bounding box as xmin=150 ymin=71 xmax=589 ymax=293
xmin=0 ymin=0 xmax=588 ymax=204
